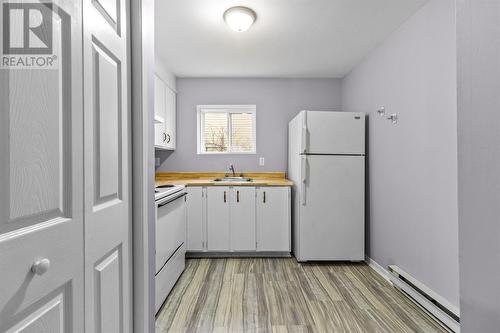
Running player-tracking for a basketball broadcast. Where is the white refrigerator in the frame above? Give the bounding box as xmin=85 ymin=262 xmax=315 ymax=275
xmin=288 ymin=111 xmax=365 ymax=262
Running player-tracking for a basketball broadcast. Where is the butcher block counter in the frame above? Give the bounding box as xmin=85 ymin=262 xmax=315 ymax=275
xmin=155 ymin=172 xmax=293 ymax=187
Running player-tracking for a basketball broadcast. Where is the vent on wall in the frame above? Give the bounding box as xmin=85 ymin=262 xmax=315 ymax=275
xmin=387 ymin=265 xmax=460 ymax=333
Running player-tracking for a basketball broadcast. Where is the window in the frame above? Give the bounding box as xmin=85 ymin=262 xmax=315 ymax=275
xmin=197 ymin=105 xmax=256 ymax=154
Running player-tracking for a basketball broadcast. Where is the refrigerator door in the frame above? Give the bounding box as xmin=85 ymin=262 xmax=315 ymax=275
xmin=297 ymin=155 xmax=365 ymax=261
xmin=303 ymin=111 xmax=365 ymax=155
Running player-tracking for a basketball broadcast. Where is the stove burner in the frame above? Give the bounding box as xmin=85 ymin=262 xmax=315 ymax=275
xmin=156 ymin=184 xmax=175 ymax=189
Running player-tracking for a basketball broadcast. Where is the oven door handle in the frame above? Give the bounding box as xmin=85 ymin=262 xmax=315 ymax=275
xmin=157 ymin=192 xmax=187 ymax=208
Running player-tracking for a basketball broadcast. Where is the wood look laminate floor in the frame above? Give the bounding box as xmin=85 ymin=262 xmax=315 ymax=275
xmin=156 ymin=258 xmax=446 ymax=333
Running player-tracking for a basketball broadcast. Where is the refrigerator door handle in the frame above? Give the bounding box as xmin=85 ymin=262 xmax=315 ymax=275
xmin=301 ymin=156 xmax=307 ymax=205
xmin=301 ymin=113 xmax=307 ymax=153
xmin=301 ymin=127 xmax=307 ymax=154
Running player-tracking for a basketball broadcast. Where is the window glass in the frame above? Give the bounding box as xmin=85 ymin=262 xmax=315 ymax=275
xmin=203 ymin=112 xmax=228 ymax=152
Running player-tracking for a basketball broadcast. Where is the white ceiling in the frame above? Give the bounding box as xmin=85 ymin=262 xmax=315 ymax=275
xmin=155 ymin=0 xmax=428 ymax=78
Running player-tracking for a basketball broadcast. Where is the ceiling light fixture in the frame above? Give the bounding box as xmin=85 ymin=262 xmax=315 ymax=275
xmin=223 ymin=6 xmax=256 ymax=32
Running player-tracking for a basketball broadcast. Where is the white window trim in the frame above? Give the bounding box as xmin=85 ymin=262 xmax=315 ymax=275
xmin=197 ymin=104 xmax=257 ymax=155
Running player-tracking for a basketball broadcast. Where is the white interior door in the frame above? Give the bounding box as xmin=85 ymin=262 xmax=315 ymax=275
xmin=0 ymin=1 xmax=84 ymax=331
xmin=299 ymin=155 xmax=365 ymax=261
xmin=83 ymin=0 xmax=132 ymax=331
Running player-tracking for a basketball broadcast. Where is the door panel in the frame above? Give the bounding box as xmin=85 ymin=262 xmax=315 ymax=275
xmin=6 ymin=292 xmax=65 ymax=333
xmin=257 ymin=187 xmax=290 ymax=252
xmin=305 ymin=111 xmax=365 ymax=154
xmin=0 ymin=1 xmax=84 ymax=332
xmin=93 ymin=0 xmax=120 ymax=31
xmin=83 ymin=0 xmax=131 ymax=331
xmin=300 ymin=155 xmax=365 ymax=261
xmin=92 ymin=40 xmax=121 ymax=205
xmin=207 ymin=187 xmax=230 ymax=251
xmin=94 ymin=247 xmax=122 ymax=333
xmin=230 ymin=187 xmax=256 ymax=251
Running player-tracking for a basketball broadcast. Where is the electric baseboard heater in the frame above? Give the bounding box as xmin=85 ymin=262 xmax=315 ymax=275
xmin=387 ymin=265 xmax=460 ymax=333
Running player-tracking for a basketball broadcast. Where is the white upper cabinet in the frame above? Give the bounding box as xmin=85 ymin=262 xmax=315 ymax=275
xmin=154 ymin=74 xmax=176 ymax=150
xmin=256 ymin=187 xmax=291 ymax=252
xmin=154 ymin=74 xmax=166 ymax=146
xmin=230 ymin=187 xmax=256 ymax=251
xmin=164 ymin=86 xmax=176 ymax=149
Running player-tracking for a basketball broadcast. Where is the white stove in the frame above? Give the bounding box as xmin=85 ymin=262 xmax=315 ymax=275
xmin=155 ymin=184 xmax=185 ymax=201
xmin=154 ymin=183 xmax=187 ymax=313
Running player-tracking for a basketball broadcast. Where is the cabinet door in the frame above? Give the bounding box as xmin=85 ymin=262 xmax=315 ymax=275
xmin=230 ymin=187 xmax=256 ymax=251
xmin=257 ymin=187 xmax=291 ymax=252
xmin=186 ymin=187 xmax=205 ymax=251
xmin=164 ymin=86 xmax=176 ymax=150
xmin=154 ymin=74 xmax=166 ymax=147
xmin=207 ymin=187 xmax=230 ymax=251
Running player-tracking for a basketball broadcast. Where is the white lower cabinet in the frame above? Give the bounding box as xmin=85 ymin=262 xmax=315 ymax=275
xmin=207 ymin=186 xmax=231 ymax=251
xmin=186 ymin=186 xmax=290 ymax=254
xmin=230 ymin=187 xmax=256 ymax=251
xmin=256 ymin=187 xmax=291 ymax=252
xmin=186 ymin=187 xmax=204 ymax=251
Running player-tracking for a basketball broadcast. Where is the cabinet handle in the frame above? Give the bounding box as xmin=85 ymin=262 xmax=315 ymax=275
xmin=237 ymin=190 xmax=240 ymax=202
xmin=166 ymin=134 xmax=171 ymax=143
xmin=263 ymin=191 xmax=266 ymax=203
xmin=224 ymin=191 xmax=226 ymax=203
xmin=163 ymin=132 xmax=167 ymax=142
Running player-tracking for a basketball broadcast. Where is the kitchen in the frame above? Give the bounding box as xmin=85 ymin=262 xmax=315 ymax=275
xmin=1 ymin=0 xmax=498 ymax=332
xmin=153 ymin=1 xmax=458 ymax=332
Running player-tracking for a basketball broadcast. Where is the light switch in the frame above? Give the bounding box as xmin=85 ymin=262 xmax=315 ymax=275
xmin=259 ymin=157 xmax=265 ymax=166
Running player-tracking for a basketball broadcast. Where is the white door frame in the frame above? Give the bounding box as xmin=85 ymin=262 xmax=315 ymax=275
xmin=130 ymin=0 xmax=156 ymax=331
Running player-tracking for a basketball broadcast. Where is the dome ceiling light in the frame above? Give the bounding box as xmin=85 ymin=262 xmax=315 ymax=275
xmin=223 ymin=6 xmax=257 ymax=32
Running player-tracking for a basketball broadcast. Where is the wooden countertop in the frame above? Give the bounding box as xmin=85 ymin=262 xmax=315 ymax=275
xmin=155 ymin=172 xmax=293 ymax=187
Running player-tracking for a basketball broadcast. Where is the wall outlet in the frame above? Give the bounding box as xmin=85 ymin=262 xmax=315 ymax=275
xmin=155 ymin=157 xmax=160 ymax=167
xmin=259 ymin=157 xmax=265 ymax=166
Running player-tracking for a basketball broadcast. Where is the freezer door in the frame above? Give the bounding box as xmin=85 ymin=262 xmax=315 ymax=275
xmin=297 ymin=155 xmax=365 ymax=261
xmin=304 ymin=111 xmax=365 ymax=154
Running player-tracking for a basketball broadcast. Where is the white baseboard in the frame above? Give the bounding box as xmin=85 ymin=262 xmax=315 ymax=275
xmin=365 ymin=255 xmax=392 ymax=283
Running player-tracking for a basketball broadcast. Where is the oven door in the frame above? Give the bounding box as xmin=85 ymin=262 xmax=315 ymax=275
xmin=155 ymin=191 xmax=187 ymax=274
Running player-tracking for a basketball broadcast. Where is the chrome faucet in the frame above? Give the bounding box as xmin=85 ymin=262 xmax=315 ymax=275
xmin=229 ymin=164 xmax=236 ymax=177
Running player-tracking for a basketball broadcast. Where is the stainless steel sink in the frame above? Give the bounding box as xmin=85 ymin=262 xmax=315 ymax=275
xmin=213 ymin=177 xmax=253 ymax=182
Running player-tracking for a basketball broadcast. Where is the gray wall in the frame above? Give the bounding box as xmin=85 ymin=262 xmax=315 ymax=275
xmin=342 ymin=0 xmax=459 ymax=307
xmin=457 ymin=0 xmax=500 ymax=331
xmin=157 ymin=78 xmax=342 ymax=172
